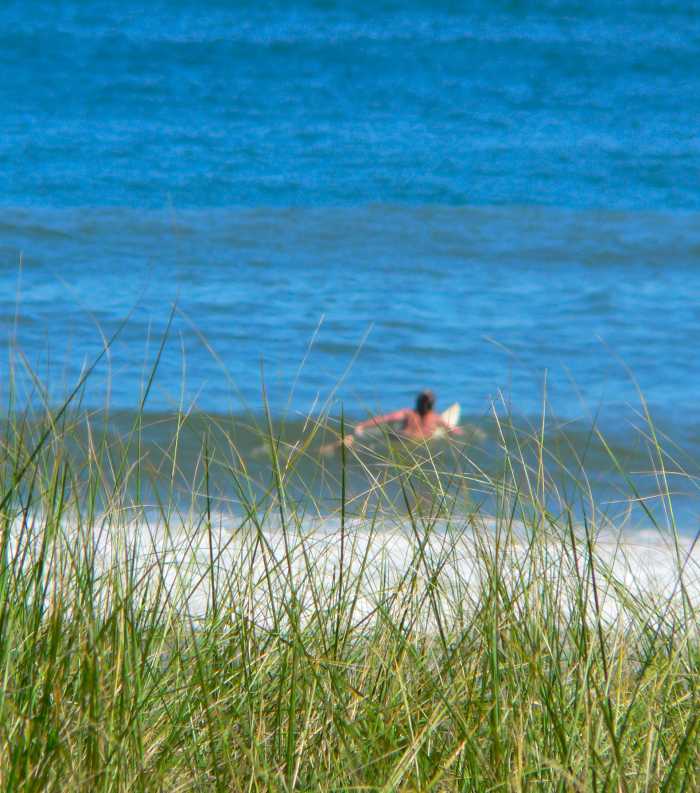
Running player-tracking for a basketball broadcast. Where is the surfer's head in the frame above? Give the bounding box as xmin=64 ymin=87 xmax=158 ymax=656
xmin=415 ymin=389 xmax=435 ymax=416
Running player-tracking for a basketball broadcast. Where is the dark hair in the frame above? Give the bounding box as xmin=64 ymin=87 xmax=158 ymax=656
xmin=415 ymin=389 xmax=435 ymax=416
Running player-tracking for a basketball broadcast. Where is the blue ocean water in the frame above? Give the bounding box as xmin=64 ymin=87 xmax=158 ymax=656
xmin=4 ymin=1 xmax=700 ymax=208
xmin=2 ymin=1 xmax=700 ymax=524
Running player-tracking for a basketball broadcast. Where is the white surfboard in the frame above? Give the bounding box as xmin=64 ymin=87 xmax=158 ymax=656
xmin=433 ymin=402 xmax=461 ymax=438
xmin=441 ymin=402 xmax=461 ymax=428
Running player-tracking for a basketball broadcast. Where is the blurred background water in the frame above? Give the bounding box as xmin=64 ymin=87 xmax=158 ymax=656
xmin=2 ymin=0 xmax=700 ymax=527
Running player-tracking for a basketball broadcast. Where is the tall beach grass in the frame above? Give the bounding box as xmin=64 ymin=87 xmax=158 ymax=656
xmin=0 ymin=331 xmax=699 ymax=792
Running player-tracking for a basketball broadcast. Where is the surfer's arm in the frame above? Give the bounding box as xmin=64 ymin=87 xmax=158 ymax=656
xmin=340 ymin=410 xmax=408 ymax=447
xmin=354 ymin=409 xmax=409 ymax=436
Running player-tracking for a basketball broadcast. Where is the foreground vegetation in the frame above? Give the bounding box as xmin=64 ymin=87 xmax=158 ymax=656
xmin=0 ymin=360 xmax=699 ymax=792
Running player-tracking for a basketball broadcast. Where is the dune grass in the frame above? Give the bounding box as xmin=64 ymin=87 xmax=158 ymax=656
xmin=0 ymin=345 xmax=699 ymax=792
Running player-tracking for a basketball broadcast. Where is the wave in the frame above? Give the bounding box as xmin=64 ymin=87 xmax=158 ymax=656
xmin=4 ymin=205 xmax=700 ymax=264
xmin=4 ymin=405 xmax=699 ymax=534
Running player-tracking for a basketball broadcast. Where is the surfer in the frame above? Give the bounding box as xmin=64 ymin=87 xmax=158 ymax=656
xmin=343 ymin=390 xmax=463 ymax=447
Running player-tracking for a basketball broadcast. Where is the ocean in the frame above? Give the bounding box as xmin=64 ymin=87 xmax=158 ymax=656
xmin=2 ymin=0 xmax=700 ymax=530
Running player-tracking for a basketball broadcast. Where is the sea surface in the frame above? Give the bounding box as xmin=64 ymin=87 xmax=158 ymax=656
xmin=2 ymin=0 xmax=700 ymax=529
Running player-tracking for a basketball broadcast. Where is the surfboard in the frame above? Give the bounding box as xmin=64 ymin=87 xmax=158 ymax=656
xmin=433 ymin=402 xmax=461 ymax=438
xmin=441 ymin=402 xmax=461 ymax=428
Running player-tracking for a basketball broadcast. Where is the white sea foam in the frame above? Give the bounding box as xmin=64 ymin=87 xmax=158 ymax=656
xmin=9 ymin=510 xmax=700 ymax=632
xmin=20 ymin=510 xmax=685 ymax=631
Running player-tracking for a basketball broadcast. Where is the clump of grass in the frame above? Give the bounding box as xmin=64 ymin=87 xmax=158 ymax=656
xmin=0 ymin=340 xmax=699 ymax=792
